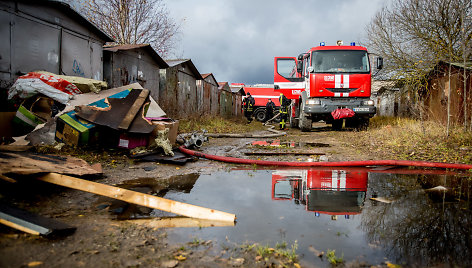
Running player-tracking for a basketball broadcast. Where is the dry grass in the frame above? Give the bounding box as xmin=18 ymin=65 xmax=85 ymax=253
xmin=179 ymin=116 xmax=266 ymax=134
xmin=342 ymin=116 xmax=472 ymax=164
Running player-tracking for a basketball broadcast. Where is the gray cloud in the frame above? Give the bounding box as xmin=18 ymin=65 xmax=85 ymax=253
xmin=167 ymin=0 xmax=386 ymax=84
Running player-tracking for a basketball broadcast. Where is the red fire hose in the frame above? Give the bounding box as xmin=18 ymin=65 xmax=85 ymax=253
xmin=179 ymin=145 xmax=472 ymax=170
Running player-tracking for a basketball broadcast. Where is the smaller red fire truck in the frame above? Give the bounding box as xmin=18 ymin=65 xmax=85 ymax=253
xmin=272 ymin=168 xmax=368 ymax=217
xmin=234 ymin=84 xmax=281 ymax=122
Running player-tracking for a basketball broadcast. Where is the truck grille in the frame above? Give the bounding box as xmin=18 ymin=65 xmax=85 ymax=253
xmin=326 ymin=88 xmax=357 ymax=93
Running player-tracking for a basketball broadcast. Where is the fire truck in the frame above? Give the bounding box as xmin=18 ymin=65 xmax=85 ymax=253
xmin=237 ymin=84 xmax=281 ymax=122
xmin=272 ymin=168 xmax=368 ymax=217
xmin=274 ymin=41 xmax=383 ymax=131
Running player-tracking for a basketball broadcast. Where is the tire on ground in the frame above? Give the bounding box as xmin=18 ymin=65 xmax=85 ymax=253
xmin=254 ymin=109 xmax=267 ymax=122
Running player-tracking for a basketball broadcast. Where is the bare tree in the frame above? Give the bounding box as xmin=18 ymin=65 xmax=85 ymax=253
xmin=366 ymin=0 xmax=471 ymax=77
xmin=365 ymin=0 xmax=472 ymax=131
xmin=84 ymin=0 xmax=181 ymax=57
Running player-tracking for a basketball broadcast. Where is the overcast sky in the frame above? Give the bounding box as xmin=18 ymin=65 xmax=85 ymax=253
xmin=166 ymin=0 xmax=387 ymax=85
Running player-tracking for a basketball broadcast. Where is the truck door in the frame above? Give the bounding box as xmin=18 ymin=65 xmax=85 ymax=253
xmin=273 ymin=57 xmax=305 ymax=99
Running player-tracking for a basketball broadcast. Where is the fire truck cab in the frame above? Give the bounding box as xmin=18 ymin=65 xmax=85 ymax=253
xmin=272 ymin=168 xmax=368 ymax=217
xmin=274 ymin=41 xmax=383 ymax=131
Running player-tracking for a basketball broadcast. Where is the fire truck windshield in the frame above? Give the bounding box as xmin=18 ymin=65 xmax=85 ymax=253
xmin=311 ymin=50 xmax=370 ymax=74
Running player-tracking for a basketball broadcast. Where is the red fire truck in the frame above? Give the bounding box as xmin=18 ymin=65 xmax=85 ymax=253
xmin=272 ymin=168 xmax=368 ymax=216
xmin=237 ymin=84 xmax=281 ymax=122
xmin=274 ymin=41 xmax=383 ymax=131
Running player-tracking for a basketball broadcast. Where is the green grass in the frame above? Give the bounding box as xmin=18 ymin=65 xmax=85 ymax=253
xmin=254 ymin=241 xmax=298 ymax=264
xmin=179 ymin=115 xmax=266 ymax=133
xmin=343 ymin=117 xmax=472 ymax=165
xmin=326 ymin=249 xmax=344 ymax=265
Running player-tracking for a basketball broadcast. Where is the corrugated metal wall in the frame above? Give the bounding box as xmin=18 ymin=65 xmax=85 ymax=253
xmin=0 ymin=1 xmax=109 ymax=93
xmin=160 ymin=63 xmax=199 ymax=118
xmin=104 ymin=48 xmax=160 ymax=102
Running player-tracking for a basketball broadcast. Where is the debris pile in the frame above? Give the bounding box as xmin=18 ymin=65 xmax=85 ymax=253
xmin=4 ymin=72 xmax=180 ymax=159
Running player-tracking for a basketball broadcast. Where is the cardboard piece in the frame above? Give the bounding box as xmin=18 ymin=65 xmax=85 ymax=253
xmin=149 ymin=120 xmax=179 ymax=146
xmin=0 ymin=112 xmax=16 ymax=138
xmin=118 ymin=133 xmax=148 ymax=149
xmin=75 ymin=89 xmax=155 ymax=134
xmin=55 ymin=111 xmax=98 ymax=146
xmin=62 ymin=83 xmax=144 ymax=115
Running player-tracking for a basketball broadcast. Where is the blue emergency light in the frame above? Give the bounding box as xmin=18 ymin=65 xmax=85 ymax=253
xmin=320 ymin=42 xmax=325 ymax=46
xmin=350 ymin=42 xmax=356 ymax=46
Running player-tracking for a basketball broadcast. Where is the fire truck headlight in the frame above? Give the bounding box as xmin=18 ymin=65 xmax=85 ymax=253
xmin=306 ymin=99 xmax=321 ymax=105
xmin=362 ymin=100 xmax=374 ymax=106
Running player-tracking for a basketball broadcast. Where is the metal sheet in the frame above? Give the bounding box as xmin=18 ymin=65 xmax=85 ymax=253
xmin=11 ymin=15 xmax=60 ymax=75
xmin=0 ymin=10 xmax=11 ymax=74
xmin=61 ymin=31 xmax=91 ymax=78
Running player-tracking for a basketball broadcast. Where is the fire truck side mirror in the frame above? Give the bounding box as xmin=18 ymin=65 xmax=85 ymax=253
xmin=376 ymin=57 xmax=384 ymax=70
xmin=297 ymin=61 xmax=303 ymax=73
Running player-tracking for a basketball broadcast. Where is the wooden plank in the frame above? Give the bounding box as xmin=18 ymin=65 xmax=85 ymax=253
xmin=0 ymin=204 xmax=76 ymax=236
xmin=0 ymin=152 xmax=102 ymax=176
xmin=128 ymin=217 xmax=235 ymax=229
xmin=37 ymin=173 xmax=236 ymax=222
xmin=118 ymin=89 xmax=149 ymax=130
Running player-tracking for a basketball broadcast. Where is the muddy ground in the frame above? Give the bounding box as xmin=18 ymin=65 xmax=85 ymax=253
xmin=0 ymin=123 xmax=379 ymax=268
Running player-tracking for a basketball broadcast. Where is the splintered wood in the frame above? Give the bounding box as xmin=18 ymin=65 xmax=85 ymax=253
xmin=37 ymin=173 xmax=236 ymax=222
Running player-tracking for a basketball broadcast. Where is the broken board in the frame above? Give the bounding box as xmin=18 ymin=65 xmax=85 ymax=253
xmin=37 ymin=173 xmax=236 ymax=222
xmin=0 ymin=203 xmax=76 ymax=236
xmin=0 ymin=152 xmax=102 ymax=176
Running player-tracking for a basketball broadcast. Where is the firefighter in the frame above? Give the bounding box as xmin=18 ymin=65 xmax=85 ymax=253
xmin=242 ymin=92 xmax=255 ymax=123
xmin=265 ymin=99 xmax=275 ymax=122
xmin=279 ymin=93 xmax=289 ymax=130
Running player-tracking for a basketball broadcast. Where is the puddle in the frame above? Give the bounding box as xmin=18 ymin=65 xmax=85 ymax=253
xmin=95 ymin=173 xmax=199 ymax=219
xmin=112 ymin=168 xmax=472 ymax=267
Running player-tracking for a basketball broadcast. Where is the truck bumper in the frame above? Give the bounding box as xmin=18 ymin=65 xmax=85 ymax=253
xmin=303 ymin=98 xmax=376 ymax=118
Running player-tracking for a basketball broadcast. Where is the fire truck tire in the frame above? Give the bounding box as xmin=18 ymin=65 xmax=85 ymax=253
xmin=356 ymin=118 xmax=370 ymax=131
xmin=299 ymin=111 xmax=312 ymax=132
xmin=253 ymin=108 xmax=267 ymax=122
xmin=332 ymin=119 xmax=343 ymax=130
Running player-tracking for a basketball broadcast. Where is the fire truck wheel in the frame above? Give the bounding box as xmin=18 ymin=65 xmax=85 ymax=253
xmin=356 ymin=118 xmax=370 ymax=131
xmin=332 ymin=119 xmax=343 ymax=130
xmin=254 ymin=109 xmax=267 ymax=122
xmin=299 ymin=112 xmax=312 ymax=132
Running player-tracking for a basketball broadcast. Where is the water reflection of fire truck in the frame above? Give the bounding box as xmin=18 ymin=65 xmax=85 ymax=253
xmin=272 ymin=169 xmax=368 ymax=218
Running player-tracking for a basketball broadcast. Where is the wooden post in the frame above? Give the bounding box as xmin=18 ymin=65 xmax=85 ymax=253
xmin=37 ymin=173 xmax=236 ymax=222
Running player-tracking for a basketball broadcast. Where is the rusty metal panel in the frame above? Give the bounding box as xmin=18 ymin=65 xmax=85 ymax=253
xmin=177 ymin=70 xmax=197 ymax=117
xmin=196 ymin=80 xmax=204 ymax=114
xmin=137 ymin=53 xmax=160 ymax=103
xmin=211 ymin=86 xmax=219 ymax=115
xmin=219 ymin=90 xmax=232 ymax=118
xmin=106 ymin=49 xmax=160 ymax=104
xmin=203 ymin=82 xmax=212 ymax=115
xmin=11 ymin=15 xmax=60 ymax=76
